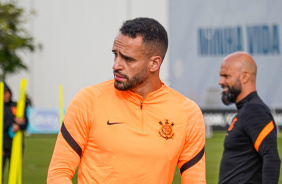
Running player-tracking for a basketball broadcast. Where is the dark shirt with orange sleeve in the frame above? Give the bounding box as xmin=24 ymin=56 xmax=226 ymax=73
xmin=219 ymin=92 xmax=281 ymax=184
xmin=47 ymin=80 xmax=206 ymax=184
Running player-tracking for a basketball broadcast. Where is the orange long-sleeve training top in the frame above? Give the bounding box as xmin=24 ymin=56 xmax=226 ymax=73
xmin=47 ymin=80 xmax=206 ymax=184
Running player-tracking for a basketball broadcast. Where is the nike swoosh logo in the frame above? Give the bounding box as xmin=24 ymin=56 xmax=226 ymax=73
xmin=107 ymin=121 xmax=123 ymax=125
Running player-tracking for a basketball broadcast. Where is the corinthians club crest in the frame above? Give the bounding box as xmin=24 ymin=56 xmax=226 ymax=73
xmin=159 ymin=119 xmax=174 ymax=140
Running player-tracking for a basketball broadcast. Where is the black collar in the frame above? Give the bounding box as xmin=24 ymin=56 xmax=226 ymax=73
xmin=236 ymin=91 xmax=258 ymax=110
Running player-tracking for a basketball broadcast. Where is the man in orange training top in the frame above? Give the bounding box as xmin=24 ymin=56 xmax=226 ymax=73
xmin=47 ymin=17 xmax=206 ymax=184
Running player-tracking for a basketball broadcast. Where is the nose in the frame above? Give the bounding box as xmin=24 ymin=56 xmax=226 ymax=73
xmin=219 ymin=77 xmax=225 ymax=86
xmin=112 ymin=56 xmax=123 ymax=71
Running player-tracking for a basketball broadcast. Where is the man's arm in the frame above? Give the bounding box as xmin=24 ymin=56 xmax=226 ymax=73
xmin=244 ymin=105 xmax=281 ymax=183
xmin=179 ymin=100 xmax=206 ymax=184
xmin=47 ymin=88 xmax=92 ymax=183
xmin=47 ymin=127 xmax=80 ymax=183
xmin=260 ymin=130 xmax=281 ymax=184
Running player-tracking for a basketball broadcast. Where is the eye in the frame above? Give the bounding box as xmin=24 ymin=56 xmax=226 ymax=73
xmin=221 ymin=74 xmax=227 ymax=78
xmin=112 ymin=52 xmax=117 ymax=59
xmin=124 ymin=56 xmax=132 ymax=61
xmin=220 ymin=74 xmax=229 ymax=80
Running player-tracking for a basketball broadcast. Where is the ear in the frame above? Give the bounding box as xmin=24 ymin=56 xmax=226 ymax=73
xmin=241 ymin=71 xmax=250 ymax=84
xmin=149 ymin=56 xmax=162 ymax=72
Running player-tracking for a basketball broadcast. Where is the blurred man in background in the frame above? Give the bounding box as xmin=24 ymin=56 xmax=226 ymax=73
xmin=218 ymin=51 xmax=281 ymax=183
xmin=47 ymin=17 xmax=206 ymax=183
xmin=3 ymin=83 xmax=28 ymax=177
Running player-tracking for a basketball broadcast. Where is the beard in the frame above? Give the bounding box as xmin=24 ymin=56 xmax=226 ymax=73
xmin=114 ymin=68 xmax=147 ymax=91
xmin=221 ymin=81 xmax=241 ymax=105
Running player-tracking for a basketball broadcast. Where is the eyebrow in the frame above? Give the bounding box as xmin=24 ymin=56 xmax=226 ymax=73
xmin=220 ymin=74 xmax=228 ymax=77
xmin=112 ymin=50 xmax=136 ymax=61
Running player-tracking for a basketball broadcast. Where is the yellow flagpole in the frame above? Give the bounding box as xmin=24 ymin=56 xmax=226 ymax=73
xmin=0 ymin=82 xmax=4 ymax=184
xmin=59 ymin=85 xmax=64 ymax=125
xmin=8 ymin=79 xmax=27 ymax=184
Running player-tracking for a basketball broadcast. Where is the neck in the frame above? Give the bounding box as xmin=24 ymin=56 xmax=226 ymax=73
xmin=236 ymin=88 xmax=256 ymax=104
xmin=131 ymin=79 xmax=162 ymax=99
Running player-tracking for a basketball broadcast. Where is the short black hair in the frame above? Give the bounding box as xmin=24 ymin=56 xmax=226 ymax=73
xmin=120 ymin=17 xmax=168 ymax=60
xmin=4 ymin=82 xmax=12 ymax=99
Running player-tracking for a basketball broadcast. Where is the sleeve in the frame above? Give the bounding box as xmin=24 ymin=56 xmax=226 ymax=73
xmin=243 ymin=105 xmax=281 ymax=184
xmin=47 ymin=88 xmax=94 ymax=183
xmin=178 ymin=100 xmax=206 ymax=184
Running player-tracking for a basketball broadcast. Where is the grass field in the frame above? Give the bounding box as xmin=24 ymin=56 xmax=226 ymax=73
xmin=3 ymin=131 xmax=282 ymax=184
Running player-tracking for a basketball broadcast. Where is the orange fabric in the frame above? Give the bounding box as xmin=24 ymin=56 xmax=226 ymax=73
xmin=228 ymin=117 xmax=237 ymax=131
xmin=254 ymin=121 xmax=274 ymax=152
xmin=47 ymin=80 xmax=206 ymax=184
xmin=11 ymin=106 xmax=17 ymax=115
xmin=178 ymin=99 xmax=206 ymax=183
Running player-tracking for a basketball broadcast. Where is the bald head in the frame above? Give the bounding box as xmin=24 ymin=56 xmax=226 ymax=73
xmin=223 ymin=51 xmax=257 ymax=79
xmin=219 ymin=51 xmax=257 ymax=104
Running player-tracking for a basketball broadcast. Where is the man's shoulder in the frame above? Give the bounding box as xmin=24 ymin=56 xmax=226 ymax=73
xmin=82 ymin=80 xmax=114 ymax=93
xmin=75 ymin=80 xmax=114 ymax=100
xmin=165 ymin=85 xmax=200 ymax=109
xmin=92 ymin=79 xmax=115 ymax=88
xmin=11 ymin=101 xmax=17 ymax=106
xmin=165 ymin=85 xmax=186 ymax=99
xmin=239 ymin=99 xmax=273 ymax=124
xmin=243 ymin=100 xmax=271 ymax=115
xmin=5 ymin=101 xmax=17 ymax=107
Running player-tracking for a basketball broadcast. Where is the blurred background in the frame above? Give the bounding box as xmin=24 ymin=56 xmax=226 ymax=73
xmin=1 ymin=0 xmax=281 ymax=134
xmin=4 ymin=0 xmax=281 ymax=110
xmin=3 ymin=0 xmax=281 ymax=134
xmin=3 ymin=0 xmax=169 ymax=109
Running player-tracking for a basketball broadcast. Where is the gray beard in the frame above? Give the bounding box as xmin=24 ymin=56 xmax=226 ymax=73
xmin=221 ymin=86 xmax=241 ymax=105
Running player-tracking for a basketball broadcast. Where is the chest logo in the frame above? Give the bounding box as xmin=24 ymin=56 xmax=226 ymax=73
xmin=11 ymin=107 xmax=17 ymax=116
xmin=159 ymin=119 xmax=174 ymax=140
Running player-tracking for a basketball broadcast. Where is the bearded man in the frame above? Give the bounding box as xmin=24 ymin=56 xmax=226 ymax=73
xmin=218 ymin=51 xmax=281 ymax=184
xmin=47 ymin=17 xmax=206 ymax=184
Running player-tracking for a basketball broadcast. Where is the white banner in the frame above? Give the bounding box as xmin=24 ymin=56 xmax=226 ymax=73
xmin=27 ymin=108 xmax=61 ymax=134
